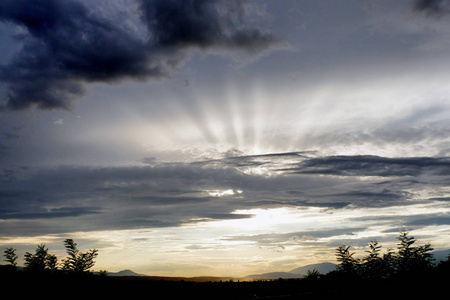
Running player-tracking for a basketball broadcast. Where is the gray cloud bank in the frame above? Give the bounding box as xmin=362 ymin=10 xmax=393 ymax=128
xmin=1 ymin=152 xmax=449 ymax=236
xmin=0 ymin=0 xmax=285 ymax=110
xmin=286 ymin=155 xmax=450 ymax=177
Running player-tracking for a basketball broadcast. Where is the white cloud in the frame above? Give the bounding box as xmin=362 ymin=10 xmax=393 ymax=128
xmin=53 ymin=118 xmax=64 ymax=125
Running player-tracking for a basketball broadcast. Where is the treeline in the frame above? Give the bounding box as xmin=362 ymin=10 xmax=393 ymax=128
xmin=1 ymin=238 xmax=99 ymax=275
xmin=329 ymin=232 xmax=442 ymax=279
xmin=297 ymin=232 xmax=450 ymax=298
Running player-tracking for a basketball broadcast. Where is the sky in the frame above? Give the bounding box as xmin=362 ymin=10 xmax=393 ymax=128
xmin=1 ymin=0 xmax=450 ymax=277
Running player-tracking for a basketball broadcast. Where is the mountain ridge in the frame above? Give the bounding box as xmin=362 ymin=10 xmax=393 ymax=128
xmin=245 ymin=262 xmax=337 ymax=280
xmin=289 ymin=262 xmax=337 ymax=275
xmin=107 ymin=269 xmax=147 ymax=277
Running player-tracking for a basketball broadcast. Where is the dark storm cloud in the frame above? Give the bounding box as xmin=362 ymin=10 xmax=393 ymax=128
xmin=129 ymin=195 xmax=213 ymax=206
xmin=0 ymin=206 xmax=100 ymax=220
xmin=321 ymin=189 xmax=411 ymax=208
xmin=337 ymin=190 xmax=407 ymax=201
xmin=0 ymin=0 xmax=285 ymax=110
xmin=428 ymin=196 xmax=450 ymax=201
xmin=413 ymin=0 xmax=450 ymax=15
xmin=200 ymin=152 xmax=450 ymax=208
xmin=207 ymin=151 xmax=450 ymax=178
xmin=139 ymin=0 xmax=282 ymax=53
xmin=0 ymin=0 xmax=149 ymax=110
xmin=285 ymin=155 xmax=450 ymax=177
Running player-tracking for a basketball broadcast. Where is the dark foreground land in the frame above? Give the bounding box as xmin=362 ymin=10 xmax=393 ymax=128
xmin=1 ymin=266 xmax=448 ymax=300
xmin=3 ymin=233 xmax=447 ymax=298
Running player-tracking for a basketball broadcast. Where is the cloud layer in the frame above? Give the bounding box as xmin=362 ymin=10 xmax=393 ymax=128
xmin=0 ymin=0 xmax=285 ymax=110
xmin=1 ymin=152 xmax=449 ymax=237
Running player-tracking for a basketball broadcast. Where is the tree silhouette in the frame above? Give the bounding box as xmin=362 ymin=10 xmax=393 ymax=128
xmin=24 ymin=244 xmax=57 ymax=272
xmin=335 ymin=232 xmax=437 ymax=279
xmin=62 ymin=239 xmax=98 ymax=273
xmin=46 ymin=253 xmax=58 ymax=270
xmin=362 ymin=240 xmax=383 ymax=278
xmin=303 ymin=269 xmax=321 ymax=280
xmin=396 ymin=232 xmax=434 ymax=273
xmin=364 ymin=240 xmax=381 ymax=261
xmin=380 ymin=247 xmax=396 ymax=278
xmin=335 ymin=245 xmax=358 ymax=274
xmin=3 ymin=247 xmax=18 ymax=267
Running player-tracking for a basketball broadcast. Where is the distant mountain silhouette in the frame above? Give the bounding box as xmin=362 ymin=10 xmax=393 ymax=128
xmin=245 ymin=272 xmax=301 ymax=280
xmin=245 ymin=262 xmax=336 ymax=280
xmin=289 ymin=262 xmax=336 ymax=275
xmin=107 ymin=269 xmax=147 ymax=277
xmin=106 ymin=271 xmax=235 ymax=282
xmin=432 ymin=249 xmax=450 ymax=262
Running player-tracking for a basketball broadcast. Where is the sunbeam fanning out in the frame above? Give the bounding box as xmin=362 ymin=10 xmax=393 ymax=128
xmin=83 ymin=72 xmax=450 ymax=163
xmin=1 ymin=0 xmax=450 ymax=278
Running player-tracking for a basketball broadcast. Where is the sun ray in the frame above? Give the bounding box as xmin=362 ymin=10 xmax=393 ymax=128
xmin=226 ymin=86 xmax=244 ymax=150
